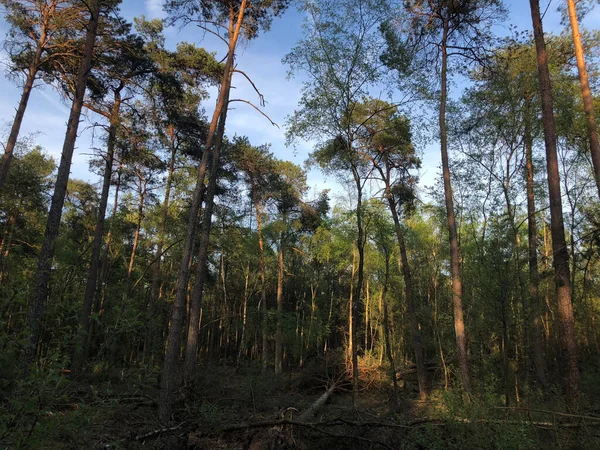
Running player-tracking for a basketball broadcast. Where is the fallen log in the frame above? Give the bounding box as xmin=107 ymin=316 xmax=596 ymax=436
xmin=299 ymin=382 xmax=338 ymax=421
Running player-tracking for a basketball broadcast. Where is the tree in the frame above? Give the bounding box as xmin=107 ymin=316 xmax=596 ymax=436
xmin=286 ymin=0 xmax=390 ymax=407
xmin=20 ymin=0 xmax=113 ymax=372
xmin=352 ymin=98 xmax=426 ymax=399
xmin=529 ymin=0 xmax=579 ymax=404
xmin=384 ymin=0 xmax=506 ymax=393
xmin=0 ymin=0 xmax=84 ymax=190
xmin=232 ymin=140 xmax=269 ymax=368
xmin=71 ymin=18 xmax=157 ymax=375
xmin=160 ymin=0 xmax=289 ymax=421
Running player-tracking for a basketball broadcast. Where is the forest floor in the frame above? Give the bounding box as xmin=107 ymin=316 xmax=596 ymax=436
xmin=3 ymin=357 xmax=600 ymax=449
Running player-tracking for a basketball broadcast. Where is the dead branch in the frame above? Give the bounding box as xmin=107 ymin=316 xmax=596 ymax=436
xmin=228 ymin=99 xmax=279 ymax=128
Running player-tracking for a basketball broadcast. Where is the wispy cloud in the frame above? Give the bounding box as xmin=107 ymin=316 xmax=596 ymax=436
xmin=145 ymin=0 xmax=166 ymax=20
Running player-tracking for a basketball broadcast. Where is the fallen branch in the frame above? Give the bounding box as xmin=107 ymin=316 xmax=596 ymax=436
xmin=493 ymin=406 xmax=600 ymax=422
xmin=134 ymin=422 xmax=185 ymax=441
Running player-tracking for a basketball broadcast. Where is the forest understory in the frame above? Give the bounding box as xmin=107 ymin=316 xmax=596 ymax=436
xmin=4 ymin=355 xmax=600 ymax=449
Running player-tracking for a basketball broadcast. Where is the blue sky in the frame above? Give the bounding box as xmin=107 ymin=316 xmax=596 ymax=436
xmin=0 ymin=0 xmax=597 ymax=204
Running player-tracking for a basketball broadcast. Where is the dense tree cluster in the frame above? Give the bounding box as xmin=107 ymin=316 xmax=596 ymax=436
xmin=1 ymin=0 xmax=599 ymax=447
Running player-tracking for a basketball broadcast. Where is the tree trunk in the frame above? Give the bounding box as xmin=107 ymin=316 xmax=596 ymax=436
xmin=567 ymin=0 xmax=600 ymax=199
xmin=184 ymin=75 xmax=230 ymax=383
xmin=236 ymin=263 xmax=250 ymax=368
xmin=128 ymin=178 xmax=145 ymax=279
xmin=71 ymin=90 xmax=121 ymax=375
xmin=386 ymin=192 xmax=426 ymax=399
xmin=275 ymin=233 xmax=284 ymax=375
xmin=0 ymin=22 xmax=48 ymax=190
xmin=152 ymin=128 xmax=177 ymax=305
xmin=524 ymin=111 xmax=547 ymax=387
xmin=255 ymin=200 xmax=268 ymax=373
xmin=20 ymin=2 xmax=100 ymax=372
xmin=351 ymin=167 xmax=364 ymax=407
xmin=159 ymin=0 xmax=247 ymax=423
xmin=530 ymin=0 xmax=579 ymax=405
xmin=440 ymin=20 xmax=469 ymax=393
xmin=381 ymin=251 xmax=399 ymax=405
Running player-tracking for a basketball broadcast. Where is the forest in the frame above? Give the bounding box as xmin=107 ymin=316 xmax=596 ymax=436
xmin=0 ymin=0 xmax=599 ymax=448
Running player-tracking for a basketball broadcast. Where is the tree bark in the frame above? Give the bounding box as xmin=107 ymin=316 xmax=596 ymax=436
xmin=440 ymin=19 xmax=470 ymax=393
xmin=386 ymin=193 xmax=426 ymax=400
xmin=351 ymin=166 xmax=364 ymax=407
xmin=128 ymin=176 xmax=146 ymax=279
xmin=184 ymin=73 xmax=231 ymax=383
xmin=255 ymin=199 xmax=268 ymax=373
xmin=159 ymin=0 xmax=247 ymax=423
xmin=381 ymin=251 xmax=399 ymax=405
xmin=529 ymin=0 xmax=579 ymax=405
xmin=20 ymin=1 xmax=100 ymax=372
xmin=274 ymin=233 xmax=285 ymax=375
xmin=71 ymin=89 xmax=121 ymax=375
xmin=567 ymin=0 xmax=600 ymax=199
xmin=524 ymin=109 xmax=546 ymax=387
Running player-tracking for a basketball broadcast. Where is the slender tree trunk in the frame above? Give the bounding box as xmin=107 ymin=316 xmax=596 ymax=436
xmin=20 ymin=2 xmax=100 ymax=372
xmin=440 ymin=21 xmax=469 ymax=393
xmin=128 ymin=180 xmax=145 ymax=279
xmin=255 ymin=200 xmax=268 ymax=373
xmin=0 ymin=14 xmax=49 ymax=191
xmin=567 ymin=0 xmax=600 ymax=198
xmin=530 ymin=0 xmax=579 ymax=405
xmin=236 ymin=263 xmax=250 ymax=368
xmin=159 ymin=1 xmax=247 ymax=423
xmin=386 ymin=190 xmax=426 ymax=399
xmin=71 ymin=90 xmax=121 ymax=375
xmin=381 ymin=251 xmax=399 ymax=405
xmin=184 ymin=76 xmax=230 ymax=383
xmin=147 ymin=131 xmax=176 ymax=363
xmin=275 ymin=233 xmax=284 ymax=375
xmin=524 ymin=112 xmax=547 ymax=387
xmin=351 ymin=168 xmax=364 ymax=407
xmin=152 ymin=128 xmax=177 ymax=304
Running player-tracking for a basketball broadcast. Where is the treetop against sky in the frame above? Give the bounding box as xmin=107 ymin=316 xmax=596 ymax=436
xmin=0 ymin=0 xmax=596 ymax=203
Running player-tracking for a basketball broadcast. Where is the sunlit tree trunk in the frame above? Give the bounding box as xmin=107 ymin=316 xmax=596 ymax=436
xmin=440 ymin=19 xmax=469 ymax=393
xmin=567 ymin=0 xmax=600 ymax=198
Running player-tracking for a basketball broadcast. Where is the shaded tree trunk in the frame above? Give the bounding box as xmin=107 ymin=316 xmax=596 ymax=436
xmin=159 ymin=0 xmax=247 ymax=423
xmin=387 ymin=196 xmax=426 ymax=400
xmin=184 ymin=75 xmax=231 ymax=383
xmin=72 ymin=89 xmax=122 ymax=375
xmin=529 ymin=0 xmax=579 ymax=405
xmin=351 ymin=166 xmax=364 ymax=407
xmin=255 ymin=199 xmax=268 ymax=373
xmin=524 ymin=110 xmax=546 ymax=387
xmin=381 ymin=250 xmax=399 ymax=405
xmin=20 ymin=2 xmax=100 ymax=372
xmin=275 ymin=233 xmax=284 ymax=375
